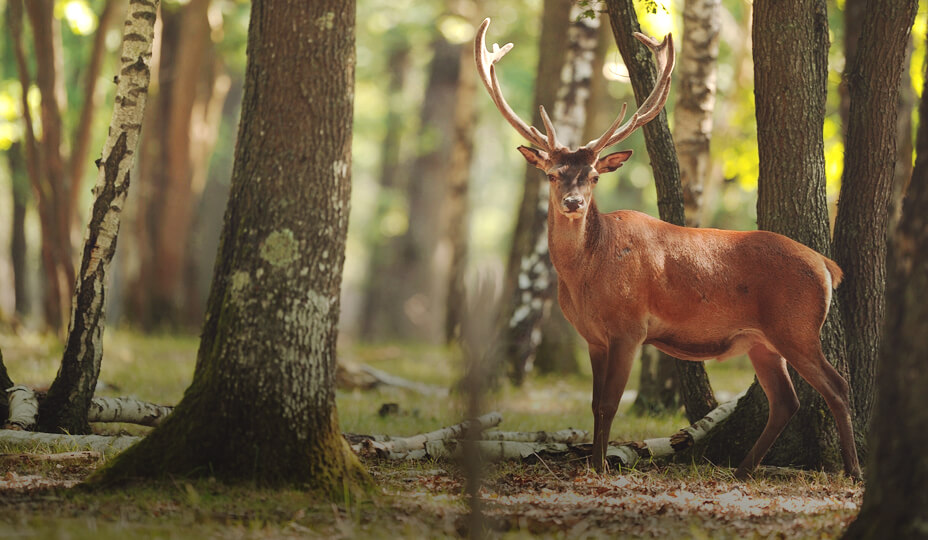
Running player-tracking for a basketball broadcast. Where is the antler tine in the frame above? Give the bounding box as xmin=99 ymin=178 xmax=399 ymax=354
xmin=583 ymin=102 xmax=628 ymax=154
xmin=584 ymin=32 xmax=675 ymax=154
xmin=539 ymin=106 xmax=565 ymax=151
xmin=475 ymin=18 xmax=550 ymax=150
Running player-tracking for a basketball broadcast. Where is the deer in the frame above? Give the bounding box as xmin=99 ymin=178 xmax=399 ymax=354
xmin=475 ymin=18 xmax=861 ymax=480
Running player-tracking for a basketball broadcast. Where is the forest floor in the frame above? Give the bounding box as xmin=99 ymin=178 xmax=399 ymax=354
xmin=0 ymin=330 xmax=862 ymax=538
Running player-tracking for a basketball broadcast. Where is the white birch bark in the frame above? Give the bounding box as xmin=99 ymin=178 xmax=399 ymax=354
xmin=39 ymin=0 xmax=160 ymax=433
xmin=674 ymin=0 xmax=721 ymax=227
xmin=87 ymin=397 xmax=173 ymax=427
xmin=5 ymin=386 xmax=38 ymax=430
xmin=353 ymin=412 xmax=502 ymax=457
xmin=356 ymin=390 xmax=746 ymax=464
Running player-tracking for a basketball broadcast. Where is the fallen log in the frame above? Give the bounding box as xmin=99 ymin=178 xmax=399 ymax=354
xmin=4 ymin=385 xmax=38 ymax=430
xmin=353 ymin=390 xmax=747 ymax=465
xmin=353 ymin=412 xmax=503 ymax=457
xmin=87 ymin=397 xmax=173 ymax=427
xmin=5 ymin=386 xmax=173 ymax=428
xmin=0 ymin=429 xmax=140 ymax=454
xmin=0 ymin=450 xmax=102 ymax=465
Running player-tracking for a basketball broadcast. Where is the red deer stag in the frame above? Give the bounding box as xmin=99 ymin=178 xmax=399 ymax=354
xmin=475 ymin=18 xmax=861 ymax=479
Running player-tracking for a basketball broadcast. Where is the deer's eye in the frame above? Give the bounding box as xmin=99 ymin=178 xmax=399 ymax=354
xmin=547 ymin=174 xmax=557 ymax=182
xmin=590 ymin=175 xmax=600 ymax=184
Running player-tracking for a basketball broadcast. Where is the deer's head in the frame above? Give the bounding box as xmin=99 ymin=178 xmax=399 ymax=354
xmin=475 ymin=18 xmax=674 ymax=220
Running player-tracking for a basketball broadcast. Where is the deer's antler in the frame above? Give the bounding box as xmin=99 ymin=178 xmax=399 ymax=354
xmin=583 ymin=32 xmax=675 ymax=155
xmin=475 ymin=18 xmax=563 ymax=151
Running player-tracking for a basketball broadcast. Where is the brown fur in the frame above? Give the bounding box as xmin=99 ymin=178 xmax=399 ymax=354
xmin=521 ymin=146 xmax=861 ymax=480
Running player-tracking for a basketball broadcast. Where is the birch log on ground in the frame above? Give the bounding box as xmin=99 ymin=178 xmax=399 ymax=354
xmin=356 ymin=390 xmax=746 ymax=464
xmin=6 ymin=386 xmax=174 ymax=428
xmin=5 ymin=386 xmax=38 ymax=430
xmin=0 ymin=429 xmax=141 ymax=454
xmin=37 ymin=0 xmax=160 ymax=434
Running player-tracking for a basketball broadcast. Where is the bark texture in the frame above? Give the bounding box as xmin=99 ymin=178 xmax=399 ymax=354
xmin=0 ymin=349 xmax=13 ymax=422
xmin=842 ymin=42 xmax=928 ymax=539
xmin=674 ymin=0 xmax=720 ymax=227
xmin=604 ymin=0 xmax=717 ymax=422
xmin=832 ymin=0 xmax=917 ymax=434
xmin=704 ymin=0 xmax=848 ymax=471
xmin=93 ymin=0 xmax=368 ymax=490
xmin=37 ymin=0 xmax=159 ymax=435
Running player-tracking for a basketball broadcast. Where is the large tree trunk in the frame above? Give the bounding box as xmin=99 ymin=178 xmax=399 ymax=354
xmin=93 ymin=0 xmax=369 ymax=489
xmin=36 ymin=0 xmax=159 ymax=435
xmin=604 ymin=0 xmax=717 ymax=423
xmin=841 ymin=36 xmax=928 ymax=539
xmin=832 ymin=0 xmax=917 ymax=436
xmin=498 ymin=0 xmax=580 ymax=384
xmin=704 ymin=0 xmax=847 ymax=471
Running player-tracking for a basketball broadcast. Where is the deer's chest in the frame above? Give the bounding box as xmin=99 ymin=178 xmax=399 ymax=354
xmin=556 ymin=276 xmax=639 ymax=346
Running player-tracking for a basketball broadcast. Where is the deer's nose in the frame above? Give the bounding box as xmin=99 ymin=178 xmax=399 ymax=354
xmin=563 ymin=196 xmax=584 ymax=212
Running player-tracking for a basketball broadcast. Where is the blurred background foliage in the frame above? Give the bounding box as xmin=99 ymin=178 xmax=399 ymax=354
xmin=0 ymin=0 xmax=925 ymax=343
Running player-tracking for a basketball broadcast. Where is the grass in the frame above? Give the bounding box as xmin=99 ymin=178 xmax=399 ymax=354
xmin=0 ymin=329 xmax=858 ymax=539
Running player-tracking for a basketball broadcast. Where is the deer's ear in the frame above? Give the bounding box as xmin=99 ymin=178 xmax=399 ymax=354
xmin=595 ymin=150 xmax=633 ymax=173
xmin=517 ymin=146 xmax=550 ymax=170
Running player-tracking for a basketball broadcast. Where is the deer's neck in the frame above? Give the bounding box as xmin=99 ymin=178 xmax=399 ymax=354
xmin=547 ymin=198 xmax=603 ymax=276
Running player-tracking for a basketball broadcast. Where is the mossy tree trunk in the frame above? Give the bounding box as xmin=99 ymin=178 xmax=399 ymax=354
xmin=604 ymin=0 xmax=717 ymax=422
xmin=93 ymin=0 xmax=369 ymax=490
xmin=703 ymin=0 xmax=848 ymax=471
xmin=841 ymin=37 xmax=928 ymax=538
xmin=832 ymin=0 xmax=917 ymax=436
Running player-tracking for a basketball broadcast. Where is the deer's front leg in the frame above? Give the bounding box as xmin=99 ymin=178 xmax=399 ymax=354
xmin=590 ymin=338 xmax=639 ymax=472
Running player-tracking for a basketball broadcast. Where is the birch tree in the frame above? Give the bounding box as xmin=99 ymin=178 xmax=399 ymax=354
xmin=674 ymin=0 xmax=720 ymax=227
xmin=37 ymin=0 xmax=159 ymax=434
xmin=93 ymin=0 xmax=369 ymax=489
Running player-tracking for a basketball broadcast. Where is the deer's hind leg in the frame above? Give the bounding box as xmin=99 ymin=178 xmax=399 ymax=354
xmin=776 ymin=339 xmax=862 ymax=479
xmin=735 ymin=344 xmax=800 ymax=479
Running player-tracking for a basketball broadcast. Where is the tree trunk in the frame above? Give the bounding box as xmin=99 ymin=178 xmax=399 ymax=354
xmin=359 ymin=38 xmax=412 ymax=340
xmin=832 ymin=0 xmax=917 ymax=436
xmin=129 ymin=0 xmax=215 ymax=329
xmin=443 ymin=1 xmax=480 ymax=344
xmin=8 ymin=0 xmax=71 ymax=332
xmin=0 ymin=348 xmax=13 ymax=423
xmin=499 ymin=0 xmax=586 ymax=384
xmin=674 ymin=0 xmax=721 ymax=227
xmin=92 ymin=0 xmax=369 ymax=490
xmin=376 ymin=34 xmax=461 ymax=342
xmin=68 ymin=0 xmax=120 ymax=225
xmin=604 ymin=0 xmax=717 ymax=423
xmin=704 ymin=0 xmax=848 ymax=471
xmin=842 ymin=37 xmax=928 ymax=539
xmin=8 ymin=142 xmax=30 ymax=317
xmin=36 ymin=0 xmax=159 ymax=435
